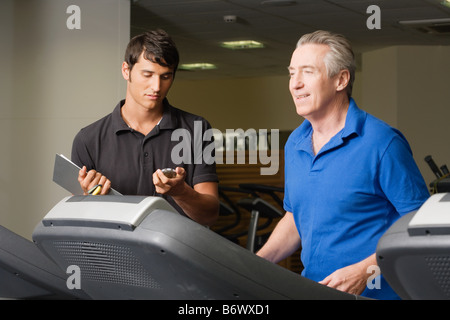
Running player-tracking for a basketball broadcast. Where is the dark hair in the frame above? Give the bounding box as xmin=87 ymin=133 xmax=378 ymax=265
xmin=124 ymin=29 xmax=179 ymax=75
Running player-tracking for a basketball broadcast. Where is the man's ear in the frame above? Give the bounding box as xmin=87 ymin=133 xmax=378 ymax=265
xmin=122 ymin=61 xmax=131 ymax=81
xmin=336 ymin=69 xmax=350 ymax=92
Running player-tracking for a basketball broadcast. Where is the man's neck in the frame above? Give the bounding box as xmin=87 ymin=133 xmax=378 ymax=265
xmin=121 ymin=100 xmax=164 ymax=135
xmin=310 ymin=95 xmax=349 ymax=155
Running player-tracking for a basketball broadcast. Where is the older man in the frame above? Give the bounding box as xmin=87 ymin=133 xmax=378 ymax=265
xmin=257 ymin=30 xmax=429 ymax=299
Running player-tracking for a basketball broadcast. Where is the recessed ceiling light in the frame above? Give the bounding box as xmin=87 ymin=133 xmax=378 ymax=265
xmin=221 ymin=40 xmax=264 ymax=50
xmin=260 ymin=0 xmax=297 ymax=7
xmin=179 ymin=63 xmax=217 ymax=71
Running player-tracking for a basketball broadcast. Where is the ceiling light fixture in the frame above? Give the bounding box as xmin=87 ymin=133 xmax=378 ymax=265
xmin=221 ymin=40 xmax=264 ymax=50
xmin=179 ymin=63 xmax=217 ymax=71
xmin=223 ymin=15 xmax=237 ymax=23
xmin=399 ymin=18 xmax=450 ymax=34
xmin=260 ymin=0 xmax=297 ymax=7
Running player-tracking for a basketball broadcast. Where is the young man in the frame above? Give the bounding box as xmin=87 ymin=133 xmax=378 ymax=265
xmin=71 ymin=30 xmax=219 ymax=226
xmin=256 ymin=30 xmax=429 ymax=299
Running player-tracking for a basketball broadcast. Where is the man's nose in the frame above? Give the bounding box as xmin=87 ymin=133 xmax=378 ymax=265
xmin=151 ymin=77 xmax=161 ymax=92
xmin=290 ymin=73 xmax=304 ymax=89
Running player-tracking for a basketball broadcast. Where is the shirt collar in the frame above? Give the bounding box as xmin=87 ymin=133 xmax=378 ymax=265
xmin=112 ymin=100 xmax=128 ymax=134
xmin=294 ymin=98 xmax=366 ymax=151
xmin=158 ymin=98 xmax=178 ymax=130
xmin=113 ymin=98 xmax=178 ymax=134
xmin=342 ymin=97 xmax=365 ymax=139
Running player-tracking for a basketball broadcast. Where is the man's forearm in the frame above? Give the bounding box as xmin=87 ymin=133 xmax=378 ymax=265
xmin=256 ymin=212 xmax=301 ymax=263
xmin=172 ymin=182 xmax=219 ymax=226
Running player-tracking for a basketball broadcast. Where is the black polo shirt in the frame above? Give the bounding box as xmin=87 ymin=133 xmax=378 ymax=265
xmin=71 ymin=99 xmax=218 ymax=216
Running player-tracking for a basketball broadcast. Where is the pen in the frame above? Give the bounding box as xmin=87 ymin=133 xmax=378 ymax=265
xmin=88 ymin=184 xmax=102 ymax=195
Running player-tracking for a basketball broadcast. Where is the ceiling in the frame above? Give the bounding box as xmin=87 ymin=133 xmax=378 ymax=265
xmin=130 ymin=0 xmax=450 ymax=80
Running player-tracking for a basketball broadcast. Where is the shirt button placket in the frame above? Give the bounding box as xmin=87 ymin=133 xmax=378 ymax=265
xmin=142 ymin=139 xmax=150 ymax=167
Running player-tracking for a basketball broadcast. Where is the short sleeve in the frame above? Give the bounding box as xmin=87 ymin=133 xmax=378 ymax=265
xmin=378 ymin=135 xmax=429 ymax=215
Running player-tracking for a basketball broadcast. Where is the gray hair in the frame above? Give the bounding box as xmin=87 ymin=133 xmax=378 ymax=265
xmin=296 ymin=30 xmax=356 ymax=98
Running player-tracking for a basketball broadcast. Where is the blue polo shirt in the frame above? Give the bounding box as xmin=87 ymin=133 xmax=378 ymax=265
xmin=284 ymin=98 xmax=429 ymax=299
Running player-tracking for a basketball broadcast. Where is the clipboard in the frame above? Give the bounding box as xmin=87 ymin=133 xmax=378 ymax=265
xmin=53 ymin=154 xmax=122 ymax=196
